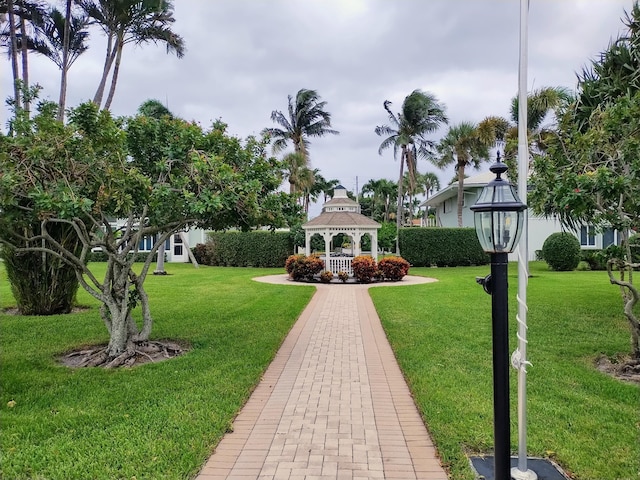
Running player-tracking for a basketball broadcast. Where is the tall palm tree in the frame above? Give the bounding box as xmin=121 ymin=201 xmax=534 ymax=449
xmin=375 ymin=89 xmax=447 ymax=253
xmin=362 ymin=178 xmax=384 ymax=220
xmin=282 ymin=151 xmax=307 ymax=196
xmin=79 ymin=0 xmax=185 ymax=110
xmin=1 ymin=0 xmax=50 ymax=111
xmin=478 ymin=87 xmax=573 ymax=183
xmin=402 ymin=171 xmax=425 ymax=225
xmin=435 ymin=121 xmax=492 ymax=227
xmin=262 ymin=88 xmax=339 ymax=166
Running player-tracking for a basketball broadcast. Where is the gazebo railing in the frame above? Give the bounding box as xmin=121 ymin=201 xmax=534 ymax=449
xmin=322 ymin=255 xmax=354 ymax=276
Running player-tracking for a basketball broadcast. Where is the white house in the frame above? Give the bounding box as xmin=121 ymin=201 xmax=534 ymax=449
xmin=420 ymin=171 xmax=620 ymax=261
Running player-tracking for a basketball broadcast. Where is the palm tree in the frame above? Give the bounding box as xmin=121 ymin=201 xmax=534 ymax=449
xmin=435 ymin=121 xmax=492 ymax=227
xmin=138 ymin=98 xmax=173 ymax=119
xmin=79 ymin=0 xmax=185 ymax=110
xmin=375 ymin=89 xmax=447 ymax=253
xmin=315 ymin=174 xmax=339 ymax=203
xmin=478 ymin=87 xmax=573 ymax=183
xmin=262 ymin=88 xmax=339 ymax=165
xmin=1 ymin=0 xmax=50 ymax=111
xmin=420 ymin=171 xmax=440 ymax=200
xmin=402 ymin=171 xmax=425 ymax=225
xmin=282 ymin=151 xmax=307 ymax=196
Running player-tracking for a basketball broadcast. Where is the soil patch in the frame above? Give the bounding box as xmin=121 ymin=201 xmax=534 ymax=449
xmin=596 ymin=355 xmax=640 ymax=384
xmin=59 ymin=339 xmax=189 ymax=368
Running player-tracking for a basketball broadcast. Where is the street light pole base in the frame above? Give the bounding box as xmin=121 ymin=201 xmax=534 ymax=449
xmin=511 ymin=467 xmax=538 ymax=480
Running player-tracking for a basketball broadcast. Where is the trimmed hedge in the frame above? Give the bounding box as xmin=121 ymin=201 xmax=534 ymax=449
xmin=398 ymin=228 xmax=489 ymax=267
xmin=199 ymin=231 xmax=294 ymax=268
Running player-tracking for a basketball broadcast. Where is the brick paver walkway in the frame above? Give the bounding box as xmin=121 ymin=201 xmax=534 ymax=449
xmin=195 ymin=276 xmax=447 ymax=480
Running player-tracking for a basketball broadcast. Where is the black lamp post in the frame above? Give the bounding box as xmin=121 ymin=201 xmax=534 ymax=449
xmin=470 ymin=159 xmax=527 ymax=480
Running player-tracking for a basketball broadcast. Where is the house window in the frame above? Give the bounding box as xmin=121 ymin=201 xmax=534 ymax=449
xmin=580 ymin=226 xmax=596 ymax=247
xmin=602 ymin=228 xmax=621 ymax=248
xmin=138 ymin=234 xmax=156 ymax=252
xmin=174 ymin=234 xmax=183 ymax=256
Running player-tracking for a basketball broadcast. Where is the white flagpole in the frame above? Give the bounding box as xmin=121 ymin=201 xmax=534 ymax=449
xmin=512 ymin=0 xmax=537 ymax=479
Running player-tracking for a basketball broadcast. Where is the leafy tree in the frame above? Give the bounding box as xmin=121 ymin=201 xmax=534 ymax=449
xmin=435 ymin=121 xmax=491 ymax=227
xmin=375 ymin=90 xmax=447 ymax=253
xmin=0 ymin=101 xmax=291 ymax=366
xmin=529 ymin=4 xmax=640 ymax=360
xmin=78 ymin=0 xmax=185 ymax=110
xmin=262 ymin=88 xmax=339 ymax=165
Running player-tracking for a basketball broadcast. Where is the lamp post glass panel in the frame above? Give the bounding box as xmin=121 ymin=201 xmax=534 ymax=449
xmin=471 ymin=160 xmax=526 ymax=480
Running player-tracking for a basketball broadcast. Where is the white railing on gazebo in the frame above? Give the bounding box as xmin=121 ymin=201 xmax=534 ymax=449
xmin=322 ymin=255 xmax=354 ymax=276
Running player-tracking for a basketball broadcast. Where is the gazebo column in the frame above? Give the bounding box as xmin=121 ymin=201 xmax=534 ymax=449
xmin=324 ymin=231 xmax=331 ymax=272
xmin=305 ymin=231 xmax=311 ymax=256
xmin=353 ymin=231 xmax=362 ymax=257
xmin=371 ymin=231 xmax=378 ymax=260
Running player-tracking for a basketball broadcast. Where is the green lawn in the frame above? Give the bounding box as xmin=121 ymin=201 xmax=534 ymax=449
xmin=371 ymin=261 xmax=640 ymax=480
xmin=0 ymin=263 xmax=315 ymax=480
xmin=1 ymin=262 xmax=638 ymax=479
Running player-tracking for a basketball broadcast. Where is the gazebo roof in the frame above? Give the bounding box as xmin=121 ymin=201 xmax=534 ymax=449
xmin=303 ymin=211 xmax=380 ymax=228
xmin=302 ymin=184 xmax=380 ymax=230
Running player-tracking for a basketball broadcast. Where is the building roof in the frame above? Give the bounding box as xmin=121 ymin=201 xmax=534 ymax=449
xmin=420 ymin=171 xmax=509 ymax=208
xmin=303 ymin=211 xmax=380 ymax=228
xmin=302 ymin=184 xmax=380 ymax=230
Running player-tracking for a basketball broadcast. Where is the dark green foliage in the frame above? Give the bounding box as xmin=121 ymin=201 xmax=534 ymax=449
xmin=378 ymin=256 xmax=410 ymax=281
xmin=0 ymin=223 xmax=81 ymax=315
xmin=580 ymin=249 xmax=608 ymax=270
xmin=284 ymin=254 xmax=324 ymax=281
xmin=398 ymin=228 xmax=489 ymax=267
xmin=542 ymin=232 xmax=581 ymax=271
xmin=203 ymin=231 xmax=294 ymax=268
xmin=378 ymin=221 xmax=398 ymax=252
xmin=1 ymin=246 xmax=78 ymax=315
xmin=352 ymin=255 xmax=377 ymax=283
xmin=625 ymin=233 xmax=640 ymax=264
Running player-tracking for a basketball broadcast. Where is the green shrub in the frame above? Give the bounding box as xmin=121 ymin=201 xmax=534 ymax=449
xmin=352 ymin=256 xmax=377 ymax=283
xmin=580 ymin=249 xmax=607 ymax=270
xmin=192 ymin=243 xmax=212 ymax=265
xmin=205 ymin=231 xmax=294 ymax=267
xmin=398 ymin=228 xmax=489 ymax=267
xmin=542 ymin=232 xmax=581 ymax=271
xmin=626 ymin=234 xmax=640 ymax=264
xmin=285 ymin=254 xmax=324 ymax=281
xmin=378 ymin=256 xmax=410 ymax=281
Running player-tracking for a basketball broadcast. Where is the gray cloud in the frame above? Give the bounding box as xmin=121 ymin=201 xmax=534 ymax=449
xmin=2 ymin=0 xmax=633 ymax=215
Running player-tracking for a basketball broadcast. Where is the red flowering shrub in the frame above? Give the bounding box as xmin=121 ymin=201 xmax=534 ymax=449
xmin=351 ymin=256 xmax=377 ymax=283
xmin=378 ymin=256 xmax=410 ymax=281
xmin=337 ymin=271 xmax=349 ymax=283
xmin=319 ymin=270 xmax=334 ymax=283
xmin=285 ymin=254 xmax=325 ymax=281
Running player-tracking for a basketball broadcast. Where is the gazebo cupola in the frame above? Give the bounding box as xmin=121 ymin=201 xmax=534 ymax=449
xmin=302 ymin=185 xmax=380 ymax=275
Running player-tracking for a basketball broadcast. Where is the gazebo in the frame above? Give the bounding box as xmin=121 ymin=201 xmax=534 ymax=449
xmin=302 ymin=185 xmax=381 ymax=275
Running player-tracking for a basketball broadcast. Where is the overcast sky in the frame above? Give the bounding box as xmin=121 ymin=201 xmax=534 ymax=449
xmin=1 ymin=0 xmax=633 ymax=215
